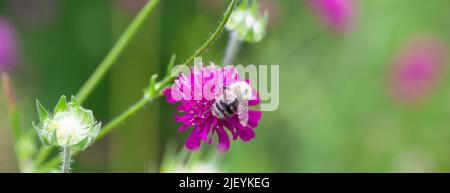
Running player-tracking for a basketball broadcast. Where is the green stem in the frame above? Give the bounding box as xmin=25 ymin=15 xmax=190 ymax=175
xmin=76 ymin=0 xmax=160 ymax=104
xmin=1 ymin=73 xmax=23 ymax=171
xmin=222 ymin=30 xmax=241 ymax=66
xmin=96 ymin=96 xmax=153 ymax=140
xmin=60 ymin=146 xmax=71 ymax=173
xmin=180 ymin=0 xmax=239 ymax=68
xmin=8 ymin=107 xmax=21 ymax=142
xmin=1 ymin=73 xmax=21 ymax=143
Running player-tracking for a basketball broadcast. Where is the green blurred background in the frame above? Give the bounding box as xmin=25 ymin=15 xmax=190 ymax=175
xmin=1 ymin=0 xmax=450 ymax=172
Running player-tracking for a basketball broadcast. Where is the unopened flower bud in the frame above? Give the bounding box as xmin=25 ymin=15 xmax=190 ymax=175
xmin=226 ymin=0 xmax=268 ymax=42
xmin=34 ymin=95 xmax=101 ymax=150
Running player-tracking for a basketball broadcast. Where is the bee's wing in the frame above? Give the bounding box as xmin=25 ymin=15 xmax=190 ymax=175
xmin=237 ymin=100 xmax=249 ymax=127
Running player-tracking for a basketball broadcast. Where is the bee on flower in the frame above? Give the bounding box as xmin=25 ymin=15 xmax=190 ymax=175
xmin=163 ymin=64 xmax=262 ymax=152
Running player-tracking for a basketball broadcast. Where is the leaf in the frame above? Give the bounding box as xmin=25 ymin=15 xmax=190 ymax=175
xmin=166 ymin=54 xmax=177 ymax=76
xmin=144 ymin=74 xmax=159 ymax=97
xmin=149 ymin=74 xmax=158 ymax=96
xmin=54 ymin=95 xmax=68 ymax=113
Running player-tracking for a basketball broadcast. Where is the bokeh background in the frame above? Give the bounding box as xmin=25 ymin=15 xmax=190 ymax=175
xmin=1 ymin=0 xmax=450 ymax=172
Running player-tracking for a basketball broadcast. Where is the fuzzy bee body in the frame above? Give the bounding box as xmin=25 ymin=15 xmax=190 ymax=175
xmin=212 ymin=81 xmax=252 ymax=126
xmin=212 ymin=93 xmax=239 ymax=119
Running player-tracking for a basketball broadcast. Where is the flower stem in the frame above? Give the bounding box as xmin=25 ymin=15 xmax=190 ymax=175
xmin=222 ymin=30 xmax=241 ymax=66
xmin=180 ymin=0 xmax=240 ymax=69
xmin=97 ymin=96 xmax=152 ymax=140
xmin=1 ymin=73 xmax=20 ymax=143
xmin=60 ymin=146 xmax=71 ymax=173
xmin=1 ymin=72 xmax=24 ymax=171
xmin=76 ymin=0 xmax=160 ymax=104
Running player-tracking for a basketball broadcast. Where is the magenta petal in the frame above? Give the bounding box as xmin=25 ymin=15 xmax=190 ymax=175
xmin=163 ymin=88 xmax=178 ymax=104
xmin=223 ymin=121 xmax=238 ymax=140
xmin=208 ymin=119 xmax=218 ymax=144
xmin=247 ymin=110 xmax=262 ymax=128
xmin=229 ymin=118 xmax=255 ymax=141
xmin=178 ymin=118 xmax=195 ymax=131
xmin=176 ymin=103 xmax=190 ymax=112
xmin=229 ymin=110 xmax=262 ymax=130
xmin=229 ymin=116 xmax=256 ymax=141
xmin=185 ymin=129 xmax=201 ymax=151
xmin=178 ymin=123 xmax=189 ymax=132
xmin=230 ymin=117 xmax=249 ymax=130
xmin=175 ymin=114 xmax=192 ymax=123
xmin=238 ymin=128 xmax=255 ymax=142
xmin=216 ymin=128 xmax=230 ymax=152
xmin=200 ymin=121 xmax=213 ymax=141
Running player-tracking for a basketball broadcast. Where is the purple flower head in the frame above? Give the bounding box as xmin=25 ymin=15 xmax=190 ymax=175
xmin=163 ymin=64 xmax=262 ymax=152
xmin=309 ymin=0 xmax=357 ymax=33
xmin=0 ymin=18 xmax=19 ymax=72
xmin=388 ymin=36 xmax=448 ymax=104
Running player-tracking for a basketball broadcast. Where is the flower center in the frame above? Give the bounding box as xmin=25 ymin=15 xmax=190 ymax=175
xmin=51 ymin=111 xmax=89 ymax=146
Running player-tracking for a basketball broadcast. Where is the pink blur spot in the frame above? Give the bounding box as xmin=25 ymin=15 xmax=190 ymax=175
xmin=388 ymin=36 xmax=448 ymax=104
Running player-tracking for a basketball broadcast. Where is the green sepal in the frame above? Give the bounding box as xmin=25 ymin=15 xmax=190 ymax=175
xmin=50 ymin=129 xmax=59 ymax=146
xmin=77 ymin=107 xmax=94 ymax=125
xmin=33 ymin=122 xmax=50 ymax=146
xmin=92 ymin=122 xmax=102 ymax=138
xmin=71 ymin=136 xmax=90 ymax=152
xmin=54 ymin=95 xmax=68 ymax=114
xmin=36 ymin=100 xmax=50 ymax=122
xmin=70 ymin=95 xmax=80 ymax=109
